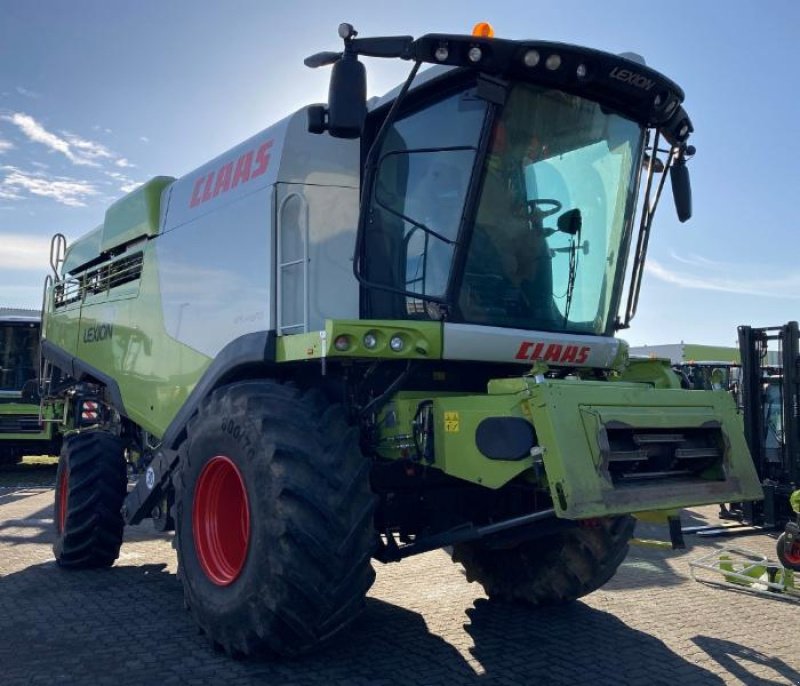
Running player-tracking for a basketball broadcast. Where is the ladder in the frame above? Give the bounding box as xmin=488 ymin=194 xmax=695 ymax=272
xmin=37 ymin=234 xmax=68 ymax=426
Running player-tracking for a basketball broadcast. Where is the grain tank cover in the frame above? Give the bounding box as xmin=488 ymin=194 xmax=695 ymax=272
xmin=101 ymin=176 xmax=175 ymax=254
xmin=62 ymin=225 xmax=102 ymax=275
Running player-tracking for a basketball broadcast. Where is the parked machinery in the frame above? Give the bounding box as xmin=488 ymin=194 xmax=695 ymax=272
xmin=0 ymin=308 xmax=60 ymax=465
xmin=728 ymin=322 xmax=800 ymax=529
xmin=41 ymin=23 xmax=761 ymax=656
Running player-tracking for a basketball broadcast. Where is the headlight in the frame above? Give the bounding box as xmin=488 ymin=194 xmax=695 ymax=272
xmin=389 ymin=335 xmax=405 ymax=352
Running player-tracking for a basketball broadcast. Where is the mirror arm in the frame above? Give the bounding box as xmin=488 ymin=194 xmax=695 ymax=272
xmin=353 ymin=61 xmax=423 ymax=286
xmin=623 ymin=130 xmax=663 ymax=327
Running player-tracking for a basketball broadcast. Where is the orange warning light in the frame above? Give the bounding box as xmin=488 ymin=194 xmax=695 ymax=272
xmin=472 ymin=22 xmax=495 ymax=38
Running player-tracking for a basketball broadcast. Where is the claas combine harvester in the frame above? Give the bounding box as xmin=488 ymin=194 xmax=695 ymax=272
xmin=41 ymin=23 xmax=761 ymax=656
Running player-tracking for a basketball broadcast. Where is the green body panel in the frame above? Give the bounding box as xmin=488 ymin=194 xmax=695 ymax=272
xmin=432 ymin=394 xmax=535 ymax=488
xmin=276 ymin=320 xmax=443 ymax=362
xmin=46 ymin=241 xmax=211 ymax=438
xmin=101 ymin=177 xmax=174 ymax=254
xmin=376 ymin=374 xmax=761 ymax=517
xmin=614 ymin=357 xmax=682 ymax=388
xmin=517 ymin=378 xmax=762 ymax=518
xmin=63 ymin=225 xmax=102 ymax=275
xmin=0 ymin=401 xmax=53 ymax=443
xmin=376 ymin=391 xmax=534 ymax=488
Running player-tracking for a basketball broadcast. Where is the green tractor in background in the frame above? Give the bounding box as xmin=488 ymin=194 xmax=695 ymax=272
xmin=42 ymin=24 xmax=762 ymax=657
xmin=0 ymin=308 xmax=60 ymax=466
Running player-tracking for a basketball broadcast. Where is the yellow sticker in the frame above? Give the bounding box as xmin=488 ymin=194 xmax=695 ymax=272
xmin=444 ymin=411 xmax=460 ymax=433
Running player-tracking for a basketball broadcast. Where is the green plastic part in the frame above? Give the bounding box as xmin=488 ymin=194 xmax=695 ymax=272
xmin=521 ymin=377 xmax=763 ymax=518
xmin=375 ymin=390 xmax=535 ymax=489
xmin=0 ymin=402 xmax=54 ymax=442
xmin=613 ymin=357 xmax=682 ymax=388
xmin=62 ymin=225 xmax=103 ymax=275
xmin=101 ymin=176 xmax=174 ymax=254
xmin=790 ymin=490 xmax=800 ymax=514
xmin=276 ymin=320 xmax=443 ymax=362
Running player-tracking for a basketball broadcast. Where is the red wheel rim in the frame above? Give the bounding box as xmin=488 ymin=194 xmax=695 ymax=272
xmin=57 ymin=465 xmax=69 ymax=533
xmin=192 ymin=455 xmax=250 ymax=586
xmin=785 ymin=540 xmax=800 ymax=566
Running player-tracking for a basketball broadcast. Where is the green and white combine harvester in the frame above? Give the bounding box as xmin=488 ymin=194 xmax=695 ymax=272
xmin=42 ymin=24 xmax=762 ymax=656
xmin=0 ymin=308 xmax=60 ymax=465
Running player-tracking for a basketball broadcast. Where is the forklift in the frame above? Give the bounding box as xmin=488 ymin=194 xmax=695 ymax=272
xmin=685 ymin=323 xmax=800 ymax=561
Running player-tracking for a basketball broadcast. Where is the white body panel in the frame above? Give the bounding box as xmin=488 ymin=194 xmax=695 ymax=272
xmin=156 ymin=109 xmax=360 ymax=357
xmin=443 ymin=323 xmax=621 ymax=368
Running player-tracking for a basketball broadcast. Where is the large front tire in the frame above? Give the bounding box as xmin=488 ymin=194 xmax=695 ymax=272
xmin=174 ymin=380 xmax=376 ymax=657
xmin=53 ymin=431 xmax=128 ymax=568
xmin=453 ymin=516 xmax=635 ymax=604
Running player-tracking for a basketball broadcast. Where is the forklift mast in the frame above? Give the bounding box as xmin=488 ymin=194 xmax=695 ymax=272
xmin=737 ymin=321 xmax=800 ymax=526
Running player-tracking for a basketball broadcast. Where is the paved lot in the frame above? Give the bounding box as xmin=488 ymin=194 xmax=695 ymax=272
xmin=1 ymin=461 xmax=799 ymax=686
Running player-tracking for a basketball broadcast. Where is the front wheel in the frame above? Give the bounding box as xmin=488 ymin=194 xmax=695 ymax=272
xmin=174 ymin=380 xmax=376 ymax=657
xmin=453 ymin=516 xmax=635 ymax=604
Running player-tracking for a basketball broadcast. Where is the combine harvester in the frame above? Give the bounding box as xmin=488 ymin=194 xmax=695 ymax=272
xmin=41 ymin=23 xmax=761 ymax=656
xmin=0 ymin=308 xmax=60 ymax=465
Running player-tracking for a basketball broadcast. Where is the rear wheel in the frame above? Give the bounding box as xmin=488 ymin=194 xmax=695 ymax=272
xmin=53 ymin=431 xmax=127 ymax=568
xmin=453 ymin=515 xmax=635 ymax=604
xmin=776 ymin=531 xmax=800 ymax=571
xmin=174 ymin=380 xmax=376 ymax=657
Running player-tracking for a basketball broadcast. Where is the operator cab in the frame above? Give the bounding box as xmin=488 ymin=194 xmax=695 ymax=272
xmin=307 ymin=24 xmax=694 ymax=338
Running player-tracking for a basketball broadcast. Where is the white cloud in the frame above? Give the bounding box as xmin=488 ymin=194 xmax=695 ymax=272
xmin=647 ymin=258 xmax=800 ymax=299
xmin=15 ymin=86 xmax=41 ymax=99
xmin=119 ymin=180 xmax=141 ymax=193
xmin=0 ymin=233 xmax=51 ymax=271
xmin=2 ymin=112 xmax=89 ymax=165
xmin=62 ymin=131 xmax=115 ymax=163
xmin=139 ymin=136 xmax=150 ymax=143
xmin=0 ymin=166 xmax=99 ymax=207
xmin=0 ymin=139 xmax=13 ymax=154
xmin=2 ymin=113 xmax=134 ymax=170
xmin=105 ymin=170 xmax=141 ymax=194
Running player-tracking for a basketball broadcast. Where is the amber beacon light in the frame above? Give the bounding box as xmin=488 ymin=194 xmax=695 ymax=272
xmin=472 ymin=22 xmax=495 ymax=38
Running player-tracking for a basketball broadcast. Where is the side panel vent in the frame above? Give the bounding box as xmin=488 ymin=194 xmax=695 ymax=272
xmin=54 ymin=252 xmax=143 ymax=308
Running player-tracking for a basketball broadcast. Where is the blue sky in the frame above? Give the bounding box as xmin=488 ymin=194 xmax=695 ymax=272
xmin=1 ymin=0 xmax=798 ymax=347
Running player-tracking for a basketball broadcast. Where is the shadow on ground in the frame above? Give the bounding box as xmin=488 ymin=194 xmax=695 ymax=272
xmin=0 ymin=459 xmax=58 ymax=488
xmin=693 ymin=635 xmax=800 ymax=685
xmin=0 ymin=560 xmax=726 ymax=686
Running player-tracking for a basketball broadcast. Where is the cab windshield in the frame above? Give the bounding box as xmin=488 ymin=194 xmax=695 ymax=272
xmin=364 ymin=82 xmax=643 ymax=334
xmin=460 ymin=84 xmax=643 ymax=334
xmin=0 ymin=324 xmax=38 ymax=394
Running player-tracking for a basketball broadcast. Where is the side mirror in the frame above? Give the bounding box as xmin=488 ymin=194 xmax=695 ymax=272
xmin=327 ymin=53 xmax=366 ymax=139
xmin=670 ymin=157 xmax=692 ymax=223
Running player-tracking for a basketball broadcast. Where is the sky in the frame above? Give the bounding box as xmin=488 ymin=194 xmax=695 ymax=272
xmin=0 ymin=0 xmax=798 ymax=347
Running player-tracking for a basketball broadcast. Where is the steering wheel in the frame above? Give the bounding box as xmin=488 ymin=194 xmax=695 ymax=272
xmin=527 ymin=198 xmax=562 ymax=218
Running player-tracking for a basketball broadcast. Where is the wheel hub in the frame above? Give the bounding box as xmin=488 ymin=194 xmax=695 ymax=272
xmin=192 ymin=455 xmax=250 ymax=586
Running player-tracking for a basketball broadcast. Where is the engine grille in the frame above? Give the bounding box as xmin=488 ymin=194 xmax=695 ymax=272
xmin=600 ymin=423 xmax=725 ymax=484
xmin=0 ymin=414 xmax=42 ymax=434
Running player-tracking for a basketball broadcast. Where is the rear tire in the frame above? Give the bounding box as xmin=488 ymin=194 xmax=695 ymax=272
xmin=453 ymin=516 xmax=635 ymax=604
xmin=53 ymin=431 xmax=127 ymax=568
xmin=776 ymin=531 xmax=800 ymax=571
xmin=174 ymin=380 xmax=376 ymax=657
